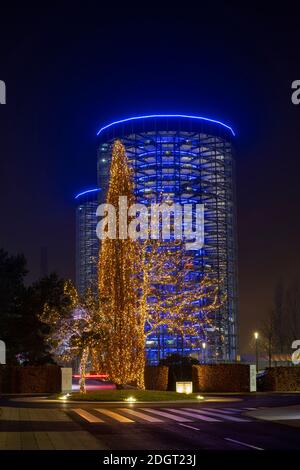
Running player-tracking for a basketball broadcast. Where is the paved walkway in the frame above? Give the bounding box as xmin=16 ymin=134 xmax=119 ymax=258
xmin=0 ymin=407 xmax=106 ymax=450
xmin=246 ymin=404 xmax=300 ymax=428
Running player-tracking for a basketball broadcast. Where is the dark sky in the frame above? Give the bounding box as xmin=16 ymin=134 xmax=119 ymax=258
xmin=0 ymin=2 xmax=300 ymax=353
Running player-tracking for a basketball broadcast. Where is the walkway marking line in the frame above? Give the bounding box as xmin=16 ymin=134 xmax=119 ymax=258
xmin=179 ymin=423 xmax=201 ymax=431
xmin=165 ymin=408 xmax=220 ymax=422
xmin=140 ymin=408 xmax=191 ymax=422
xmin=117 ymin=408 xmax=163 ymax=423
xmin=225 ymin=438 xmax=264 ymax=450
xmin=220 ymin=407 xmax=241 ymax=412
xmin=71 ymin=409 xmax=104 ymax=423
xmin=185 ymin=408 xmax=250 ymax=422
xmin=201 ymin=407 xmax=239 ymax=415
xmin=94 ymin=409 xmax=134 ymax=423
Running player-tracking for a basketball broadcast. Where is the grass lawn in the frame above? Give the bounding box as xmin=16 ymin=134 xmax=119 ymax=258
xmin=65 ymin=390 xmax=203 ymax=401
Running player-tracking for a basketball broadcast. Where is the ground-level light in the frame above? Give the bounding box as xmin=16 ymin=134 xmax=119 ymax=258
xmin=59 ymin=393 xmax=70 ymax=400
xmin=124 ymin=396 xmax=137 ymax=403
xmin=176 ymin=381 xmax=193 ymax=394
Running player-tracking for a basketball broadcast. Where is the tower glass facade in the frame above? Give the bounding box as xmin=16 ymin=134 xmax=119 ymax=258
xmin=75 ymin=189 xmax=101 ymax=296
xmin=96 ymin=115 xmax=238 ymax=364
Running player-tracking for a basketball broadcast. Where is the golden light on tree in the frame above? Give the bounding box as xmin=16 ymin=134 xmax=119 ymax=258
xmin=134 ymin=238 xmax=224 ymax=385
xmin=98 ymin=140 xmax=141 ymax=387
xmin=39 ymin=282 xmax=106 ymax=394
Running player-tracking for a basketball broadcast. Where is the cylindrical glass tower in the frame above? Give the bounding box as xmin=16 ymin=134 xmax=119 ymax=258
xmin=96 ymin=115 xmax=238 ymax=363
xmin=75 ymin=188 xmax=101 ymax=296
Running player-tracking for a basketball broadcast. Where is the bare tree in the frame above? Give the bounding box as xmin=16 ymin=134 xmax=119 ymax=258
xmin=285 ymin=281 xmax=300 ymax=342
xmin=272 ymin=280 xmax=288 ymax=353
xmin=262 ymin=279 xmax=300 ymax=364
xmin=261 ymin=308 xmax=275 ymax=367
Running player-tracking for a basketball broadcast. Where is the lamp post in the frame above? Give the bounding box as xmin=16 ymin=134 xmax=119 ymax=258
xmin=202 ymin=342 xmax=206 ymax=363
xmin=254 ymin=332 xmax=259 ymax=372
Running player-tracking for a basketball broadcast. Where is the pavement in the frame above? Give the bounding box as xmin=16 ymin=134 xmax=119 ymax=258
xmin=0 ymin=405 xmax=104 ymax=449
xmin=1 ymin=393 xmax=300 ymax=450
xmin=246 ymin=404 xmax=300 ymax=428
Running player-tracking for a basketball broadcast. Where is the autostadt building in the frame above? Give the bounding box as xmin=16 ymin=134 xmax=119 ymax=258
xmin=75 ymin=114 xmax=238 ymax=364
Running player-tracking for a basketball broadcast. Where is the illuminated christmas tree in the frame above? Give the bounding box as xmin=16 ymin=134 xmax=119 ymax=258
xmin=98 ymin=140 xmax=141 ymax=387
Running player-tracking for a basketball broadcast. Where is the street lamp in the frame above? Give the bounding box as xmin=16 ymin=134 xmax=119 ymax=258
xmin=254 ymin=332 xmax=259 ymax=372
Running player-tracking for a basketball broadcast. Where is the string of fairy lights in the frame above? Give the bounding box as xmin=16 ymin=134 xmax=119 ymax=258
xmin=98 ymin=140 xmax=143 ymax=386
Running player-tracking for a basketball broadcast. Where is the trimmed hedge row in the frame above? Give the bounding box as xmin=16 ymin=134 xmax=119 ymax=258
xmin=0 ymin=365 xmax=61 ymax=393
xmin=144 ymin=365 xmax=168 ymax=391
xmin=259 ymin=366 xmax=300 ymax=391
xmin=192 ymin=364 xmax=251 ymax=392
xmin=3 ymin=364 xmax=298 ymax=393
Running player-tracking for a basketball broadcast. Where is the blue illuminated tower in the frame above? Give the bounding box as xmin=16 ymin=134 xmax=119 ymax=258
xmin=96 ymin=114 xmax=238 ymax=363
xmin=75 ymin=188 xmax=101 ymax=295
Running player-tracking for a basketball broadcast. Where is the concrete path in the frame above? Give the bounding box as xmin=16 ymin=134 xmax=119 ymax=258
xmin=0 ymin=406 xmax=106 ymax=450
xmin=246 ymin=404 xmax=300 ymax=428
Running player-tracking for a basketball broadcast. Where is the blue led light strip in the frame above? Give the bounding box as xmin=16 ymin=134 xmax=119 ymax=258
xmin=75 ymin=188 xmax=101 ymax=200
xmin=96 ymin=114 xmax=235 ymax=137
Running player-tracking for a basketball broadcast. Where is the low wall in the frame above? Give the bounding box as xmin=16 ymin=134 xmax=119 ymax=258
xmin=259 ymin=366 xmax=300 ymax=391
xmin=144 ymin=366 xmax=169 ymax=391
xmin=0 ymin=365 xmax=61 ymax=393
xmin=192 ymin=364 xmax=252 ymax=392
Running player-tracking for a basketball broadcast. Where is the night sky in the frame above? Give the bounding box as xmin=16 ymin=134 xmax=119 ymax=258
xmin=1 ymin=3 xmax=300 ymax=353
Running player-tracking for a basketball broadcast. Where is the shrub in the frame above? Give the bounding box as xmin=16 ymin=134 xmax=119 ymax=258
xmin=0 ymin=365 xmax=61 ymax=393
xmin=192 ymin=363 xmax=251 ymax=392
xmin=144 ymin=365 xmax=168 ymax=391
xmin=259 ymin=366 xmax=300 ymax=391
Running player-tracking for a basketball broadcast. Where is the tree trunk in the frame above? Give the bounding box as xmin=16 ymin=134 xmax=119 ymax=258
xmin=268 ymin=336 xmax=272 ymax=368
xmin=79 ymin=346 xmax=89 ymax=394
xmin=136 ymin=345 xmax=145 ymax=390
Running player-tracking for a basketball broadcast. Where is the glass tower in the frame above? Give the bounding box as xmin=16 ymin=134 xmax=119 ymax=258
xmin=75 ymin=188 xmax=101 ymax=296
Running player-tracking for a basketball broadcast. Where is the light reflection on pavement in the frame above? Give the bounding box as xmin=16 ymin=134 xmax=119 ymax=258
xmin=72 ymin=378 xmax=116 ymax=391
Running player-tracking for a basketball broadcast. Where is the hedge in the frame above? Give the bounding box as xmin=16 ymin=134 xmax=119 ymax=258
xmin=0 ymin=365 xmax=61 ymax=393
xmin=259 ymin=366 xmax=300 ymax=391
xmin=192 ymin=363 xmax=251 ymax=392
xmin=144 ymin=365 xmax=169 ymax=391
